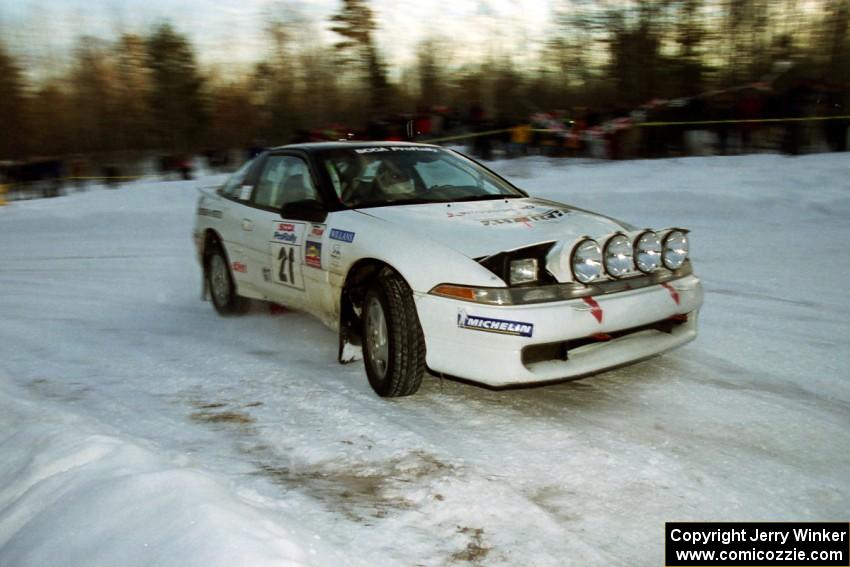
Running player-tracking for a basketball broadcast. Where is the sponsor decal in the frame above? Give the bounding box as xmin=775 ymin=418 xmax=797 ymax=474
xmin=457 ymin=310 xmax=533 ymax=337
xmin=581 ymin=296 xmax=603 ymax=324
xmin=273 ymin=222 xmax=299 ymax=244
xmin=262 ymin=267 xmax=271 ymax=282
xmin=479 ymin=209 xmax=564 ymax=226
xmin=661 ymin=282 xmax=681 ymax=305
xmin=354 ymin=146 xmax=439 ymax=154
xmin=329 ymin=228 xmax=356 ymax=243
xmin=329 ymin=243 xmax=343 ymax=269
xmin=305 ymin=240 xmax=322 ymax=269
xmin=197 ymin=207 xmax=222 ymax=219
xmin=446 ymin=204 xmax=535 ymax=219
xmin=273 ymin=231 xmax=298 ymax=244
xmin=232 ymin=261 xmax=247 ymax=274
xmin=310 ymin=224 xmax=326 ymax=237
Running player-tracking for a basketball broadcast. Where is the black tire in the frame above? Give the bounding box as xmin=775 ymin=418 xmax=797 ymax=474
xmin=206 ymin=244 xmax=248 ymax=315
xmin=362 ymin=269 xmax=426 ymax=397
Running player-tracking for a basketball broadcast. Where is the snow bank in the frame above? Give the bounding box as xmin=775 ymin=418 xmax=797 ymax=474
xmin=0 ymin=372 xmax=332 ymax=567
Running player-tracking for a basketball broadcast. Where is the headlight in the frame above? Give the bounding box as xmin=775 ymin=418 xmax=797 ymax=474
xmin=509 ymin=258 xmax=538 ymax=285
xmin=602 ymin=233 xmax=633 ymax=278
xmin=662 ymin=229 xmax=689 ymax=269
xmin=634 ymin=230 xmax=662 ymax=273
xmin=570 ymin=238 xmax=603 ymax=284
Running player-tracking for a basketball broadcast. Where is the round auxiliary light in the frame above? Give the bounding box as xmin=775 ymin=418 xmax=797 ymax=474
xmin=662 ymin=229 xmax=689 ymax=270
xmin=570 ymin=238 xmax=603 ymax=284
xmin=603 ymin=233 xmax=634 ymax=278
xmin=634 ymin=230 xmax=662 ymax=273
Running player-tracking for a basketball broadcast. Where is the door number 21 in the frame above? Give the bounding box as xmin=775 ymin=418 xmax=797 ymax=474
xmin=277 ymin=246 xmax=296 ymax=284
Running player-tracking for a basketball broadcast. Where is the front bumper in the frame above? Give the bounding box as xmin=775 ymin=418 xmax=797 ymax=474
xmin=415 ymin=274 xmax=703 ymax=387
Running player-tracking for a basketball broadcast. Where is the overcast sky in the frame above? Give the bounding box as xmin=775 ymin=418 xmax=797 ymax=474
xmin=0 ymin=0 xmax=554 ymax=74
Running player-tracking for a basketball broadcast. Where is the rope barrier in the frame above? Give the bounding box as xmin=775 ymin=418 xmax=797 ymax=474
xmin=635 ymin=115 xmax=850 ymax=127
xmin=426 ymin=128 xmax=565 ymax=143
xmin=425 ymin=129 xmax=514 ymax=144
xmin=424 ymin=115 xmax=850 ymax=143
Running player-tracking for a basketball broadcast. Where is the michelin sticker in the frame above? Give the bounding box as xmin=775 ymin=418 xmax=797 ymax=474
xmin=457 ymin=310 xmax=533 ymax=337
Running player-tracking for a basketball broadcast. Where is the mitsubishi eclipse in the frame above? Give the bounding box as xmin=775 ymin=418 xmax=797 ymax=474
xmin=193 ymin=142 xmax=703 ymax=397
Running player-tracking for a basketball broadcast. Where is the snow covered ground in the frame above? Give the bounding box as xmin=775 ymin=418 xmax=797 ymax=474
xmin=1 ymin=153 xmax=848 ymax=566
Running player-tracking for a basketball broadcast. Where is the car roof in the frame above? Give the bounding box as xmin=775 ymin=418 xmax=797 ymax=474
xmin=268 ymin=141 xmax=442 ymax=153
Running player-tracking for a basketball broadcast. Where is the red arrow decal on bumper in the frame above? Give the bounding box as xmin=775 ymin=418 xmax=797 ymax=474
xmin=582 ymin=296 xmax=604 ymax=323
xmin=661 ymin=282 xmax=681 ymax=305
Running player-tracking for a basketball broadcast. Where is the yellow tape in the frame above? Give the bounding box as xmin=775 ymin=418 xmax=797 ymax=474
xmin=64 ymin=175 xmax=147 ymax=181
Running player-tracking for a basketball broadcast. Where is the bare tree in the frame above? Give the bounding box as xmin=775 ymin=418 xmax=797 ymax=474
xmin=146 ymin=23 xmax=207 ymax=152
xmin=113 ymin=34 xmax=153 ymax=152
xmin=69 ymin=36 xmax=116 ymax=153
xmin=330 ymin=0 xmax=389 ymax=119
xmin=0 ymin=43 xmax=28 ymax=159
xmin=417 ymin=39 xmax=443 ymax=108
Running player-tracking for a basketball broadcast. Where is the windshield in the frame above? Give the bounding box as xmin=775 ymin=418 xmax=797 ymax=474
xmin=317 ymin=146 xmax=525 ymax=208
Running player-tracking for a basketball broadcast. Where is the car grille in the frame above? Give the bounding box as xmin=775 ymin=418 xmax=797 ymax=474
xmin=521 ymin=314 xmax=689 ymax=366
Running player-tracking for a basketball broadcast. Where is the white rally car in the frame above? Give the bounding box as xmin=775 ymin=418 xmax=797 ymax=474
xmin=193 ymin=142 xmax=703 ymax=397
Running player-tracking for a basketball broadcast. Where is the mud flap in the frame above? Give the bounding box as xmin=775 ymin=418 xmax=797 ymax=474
xmin=338 ymin=324 xmax=363 ymax=364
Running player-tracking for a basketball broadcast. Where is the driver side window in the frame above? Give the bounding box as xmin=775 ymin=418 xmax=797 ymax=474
xmin=253 ymin=155 xmax=319 ymax=209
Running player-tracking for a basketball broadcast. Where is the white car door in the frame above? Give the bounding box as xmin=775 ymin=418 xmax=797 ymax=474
xmin=245 ymin=154 xmax=325 ymax=309
xmin=213 ymin=157 xmax=262 ymax=297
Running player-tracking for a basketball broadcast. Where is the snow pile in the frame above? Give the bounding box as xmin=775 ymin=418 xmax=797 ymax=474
xmin=0 ymin=372 xmax=334 ymax=567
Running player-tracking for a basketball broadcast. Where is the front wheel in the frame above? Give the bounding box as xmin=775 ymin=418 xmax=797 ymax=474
xmin=362 ymin=270 xmax=425 ymax=397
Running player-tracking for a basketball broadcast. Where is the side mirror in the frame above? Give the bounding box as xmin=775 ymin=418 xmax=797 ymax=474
xmin=280 ymin=199 xmax=328 ymax=223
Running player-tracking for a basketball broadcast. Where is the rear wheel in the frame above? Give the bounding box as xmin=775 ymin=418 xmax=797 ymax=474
xmin=362 ymin=270 xmax=425 ymax=397
xmin=206 ymin=245 xmax=247 ymax=315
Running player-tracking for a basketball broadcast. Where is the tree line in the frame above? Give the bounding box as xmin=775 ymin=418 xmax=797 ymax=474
xmin=0 ymin=0 xmax=848 ymax=161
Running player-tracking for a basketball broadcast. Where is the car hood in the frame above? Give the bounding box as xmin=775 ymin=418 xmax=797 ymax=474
xmin=357 ymin=197 xmax=631 ymax=258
